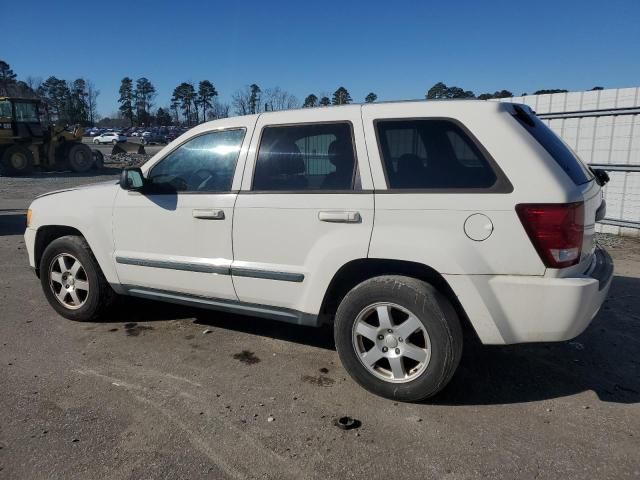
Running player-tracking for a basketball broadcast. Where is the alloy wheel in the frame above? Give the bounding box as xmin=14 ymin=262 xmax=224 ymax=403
xmin=48 ymin=253 xmax=90 ymax=310
xmin=352 ymin=302 xmax=431 ymax=383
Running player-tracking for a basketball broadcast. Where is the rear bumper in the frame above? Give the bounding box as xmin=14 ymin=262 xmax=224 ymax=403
xmin=446 ymin=247 xmax=614 ymax=344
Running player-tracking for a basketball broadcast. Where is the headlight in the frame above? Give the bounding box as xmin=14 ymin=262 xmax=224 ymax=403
xmin=26 ymin=209 xmax=32 ymax=227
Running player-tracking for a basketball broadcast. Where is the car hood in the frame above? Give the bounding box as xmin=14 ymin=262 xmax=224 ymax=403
xmin=36 ymin=180 xmax=119 ymax=199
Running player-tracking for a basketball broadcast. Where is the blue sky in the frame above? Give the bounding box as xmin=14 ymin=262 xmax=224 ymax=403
xmin=5 ymin=0 xmax=639 ymax=117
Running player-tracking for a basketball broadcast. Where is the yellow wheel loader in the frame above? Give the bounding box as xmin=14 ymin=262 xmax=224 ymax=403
xmin=0 ymin=97 xmax=102 ymax=176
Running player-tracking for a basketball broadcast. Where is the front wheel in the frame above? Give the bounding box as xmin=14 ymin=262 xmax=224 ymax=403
xmin=40 ymin=235 xmax=115 ymax=321
xmin=334 ymin=275 xmax=462 ymax=402
xmin=1 ymin=145 xmax=34 ymax=176
xmin=67 ymin=144 xmax=93 ymax=172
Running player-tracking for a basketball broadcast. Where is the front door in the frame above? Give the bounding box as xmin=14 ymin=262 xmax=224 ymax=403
xmin=112 ymin=125 xmax=252 ymax=300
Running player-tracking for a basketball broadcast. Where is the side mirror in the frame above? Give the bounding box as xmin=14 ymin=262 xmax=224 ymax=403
xmin=120 ymin=167 xmax=146 ymax=191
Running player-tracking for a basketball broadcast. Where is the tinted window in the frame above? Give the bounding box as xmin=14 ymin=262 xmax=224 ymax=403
xmin=148 ymin=129 xmax=244 ymax=192
xmin=512 ymin=105 xmax=593 ymax=185
xmin=253 ymin=123 xmax=356 ymax=191
xmin=376 ymin=119 xmax=497 ymax=189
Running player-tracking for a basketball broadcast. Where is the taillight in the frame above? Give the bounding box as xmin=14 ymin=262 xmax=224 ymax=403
xmin=516 ymin=202 xmax=584 ymax=268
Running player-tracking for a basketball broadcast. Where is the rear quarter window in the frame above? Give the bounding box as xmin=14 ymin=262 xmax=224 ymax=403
xmin=512 ymin=105 xmax=593 ymax=185
xmin=376 ymin=119 xmax=502 ymax=190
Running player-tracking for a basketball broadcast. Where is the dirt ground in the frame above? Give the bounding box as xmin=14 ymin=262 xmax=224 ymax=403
xmin=1 ymin=173 xmax=639 ymax=479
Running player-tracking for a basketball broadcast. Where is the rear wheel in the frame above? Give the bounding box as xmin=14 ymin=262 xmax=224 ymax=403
xmin=334 ymin=275 xmax=463 ymax=402
xmin=40 ymin=235 xmax=115 ymax=321
xmin=1 ymin=145 xmax=34 ymax=176
xmin=67 ymin=143 xmax=93 ymax=172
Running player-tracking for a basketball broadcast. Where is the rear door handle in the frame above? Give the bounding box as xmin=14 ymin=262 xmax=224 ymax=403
xmin=318 ymin=210 xmax=361 ymax=223
xmin=193 ymin=209 xmax=225 ymax=220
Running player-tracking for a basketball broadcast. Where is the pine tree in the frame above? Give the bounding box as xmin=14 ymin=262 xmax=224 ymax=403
xmin=332 ymin=87 xmax=352 ymax=105
xmin=118 ymin=77 xmax=135 ymax=126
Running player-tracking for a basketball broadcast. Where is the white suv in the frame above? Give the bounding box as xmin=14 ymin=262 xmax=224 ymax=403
xmin=24 ymin=101 xmax=613 ymax=401
xmin=93 ymin=132 xmax=126 ymax=144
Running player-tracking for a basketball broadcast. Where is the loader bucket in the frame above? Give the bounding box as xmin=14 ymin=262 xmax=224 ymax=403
xmin=112 ymin=142 xmax=146 ymax=155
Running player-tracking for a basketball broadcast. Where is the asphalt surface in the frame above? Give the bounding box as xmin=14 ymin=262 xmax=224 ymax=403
xmin=1 ymin=173 xmax=639 ymax=479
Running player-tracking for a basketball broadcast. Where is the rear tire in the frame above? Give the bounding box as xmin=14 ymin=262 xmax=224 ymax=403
xmin=67 ymin=143 xmax=93 ymax=173
xmin=334 ymin=275 xmax=463 ymax=402
xmin=40 ymin=235 xmax=115 ymax=321
xmin=1 ymin=145 xmax=34 ymax=176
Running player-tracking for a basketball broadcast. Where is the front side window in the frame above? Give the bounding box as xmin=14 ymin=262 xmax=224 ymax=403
xmin=148 ymin=129 xmax=245 ymax=193
xmin=253 ymin=122 xmax=357 ymax=191
xmin=376 ymin=119 xmax=497 ymax=189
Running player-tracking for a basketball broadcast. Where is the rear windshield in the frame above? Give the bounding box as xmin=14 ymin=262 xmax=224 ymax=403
xmin=512 ymin=105 xmax=593 ymax=185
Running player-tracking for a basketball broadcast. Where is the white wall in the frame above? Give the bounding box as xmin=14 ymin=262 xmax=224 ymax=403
xmin=497 ymin=87 xmax=640 ymax=236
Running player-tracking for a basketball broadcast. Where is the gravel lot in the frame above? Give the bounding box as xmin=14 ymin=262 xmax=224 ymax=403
xmin=1 ymin=174 xmax=639 ymax=479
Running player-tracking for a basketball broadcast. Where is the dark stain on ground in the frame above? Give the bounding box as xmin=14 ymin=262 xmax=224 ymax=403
xmin=301 ymin=375 xmax=335 ymax=387
xmin=124 ymin=322 xmax=153 ymax=337
xmin=232 ymin=350 xmax=261 ymax=365
xmin=108 ymin=328 xmax=118 ymax=332
xmin=319 ymin=367 xmax=329 ymax=374
xmin=184 ymin=334 xmax=195 ymax=340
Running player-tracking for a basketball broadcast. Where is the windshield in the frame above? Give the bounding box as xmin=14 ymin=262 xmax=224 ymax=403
xmin=14 ymin=102 xmax=39 ymax=122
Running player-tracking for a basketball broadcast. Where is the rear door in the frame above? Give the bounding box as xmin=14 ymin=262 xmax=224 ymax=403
xmin=232 ymin=107 xmax=374 ymax=317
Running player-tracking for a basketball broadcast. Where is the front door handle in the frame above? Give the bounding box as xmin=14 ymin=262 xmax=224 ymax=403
xmin=193 ymin=209 xmax=225 ymax=220
xmin=318 ymin=210 xmax=361 ymax=223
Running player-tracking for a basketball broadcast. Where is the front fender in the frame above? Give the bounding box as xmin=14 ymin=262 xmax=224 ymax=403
xmin=28 ymin=182 xmax=120 ymax=285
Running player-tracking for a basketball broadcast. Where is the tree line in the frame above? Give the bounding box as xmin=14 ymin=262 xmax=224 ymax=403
xmin=2 ymin=58 xmax=607 ymax=128
xmin=1 ymin=60 xmax=99 ymax=125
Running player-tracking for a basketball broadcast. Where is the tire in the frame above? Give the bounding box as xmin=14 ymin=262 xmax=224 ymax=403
xmin=93 ymin=139 xmax=99 ymax=144
xmin=334 ymin=275 xmax=463 ymax=402
xmin=1 ymin=145 xmax=34 ymax=176
xmin=112 ymin=139 xmax=117 ymax=145
xmin=92 ymin=150 xmax=104 ymax=170
xmin=40 ymin=235 xmax=115 ymax=321
xmin=67 ymin=143 xmax=93 ymax=173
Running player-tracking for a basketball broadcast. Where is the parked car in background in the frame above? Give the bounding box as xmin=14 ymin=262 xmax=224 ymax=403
xmin=141 ymin=131 xmax=168 ymax=145
xmin=165 ymin=130 xmax=181 ymax=142
xmin=92 ymin=132 xmax=126 ymax=144
xmin=25 ymin=101 xmax=613 ymax=402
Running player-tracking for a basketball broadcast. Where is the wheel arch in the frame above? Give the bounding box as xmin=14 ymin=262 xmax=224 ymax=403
xmin=34 ymin=225 xmax=85 ymax=277
xmin=320 ymin=258 xmax=478 ymax=339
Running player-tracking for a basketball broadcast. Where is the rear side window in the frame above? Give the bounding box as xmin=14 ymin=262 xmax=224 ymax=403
xmin=253 ymin=122 xmax=357 ymax=191
xmin=512 ymin=105 xmax=593 ymax=185
xmin=376 ymin=119 xmax=497 ymax=189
